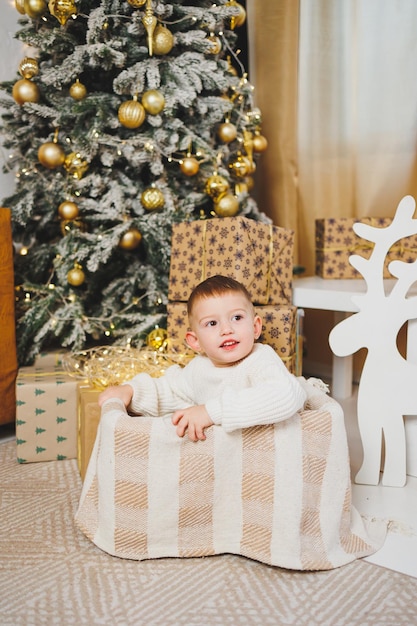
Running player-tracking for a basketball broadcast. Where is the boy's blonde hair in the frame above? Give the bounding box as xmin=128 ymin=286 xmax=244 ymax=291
xmin=187 ymin=275 xmax=254 ymax=319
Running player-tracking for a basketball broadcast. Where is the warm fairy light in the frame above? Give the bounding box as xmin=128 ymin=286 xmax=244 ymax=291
xmin=20 ymin=246 xmax=28 ymax=256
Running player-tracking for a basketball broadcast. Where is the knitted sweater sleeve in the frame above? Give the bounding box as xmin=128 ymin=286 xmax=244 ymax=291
xmin=204 ymin=344 xmax=307 ymax=432
xmin=127 ymin=364 xmax=195 ymax=416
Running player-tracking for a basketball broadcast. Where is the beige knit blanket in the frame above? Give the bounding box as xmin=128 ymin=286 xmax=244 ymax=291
xmin=75 ymin=379 xmax=386 ymax=570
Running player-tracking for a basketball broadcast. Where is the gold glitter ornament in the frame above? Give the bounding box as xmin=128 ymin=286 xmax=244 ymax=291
xmin=227 ymin=1 xmax=246 ymax=29
xmin=24 ymin=0 xmax=47 ymax=18
xmin=12 ymin=78 xmax=40 ymax=105
xmin=205 ymin=174 xmax=230 ymax=199
xmin=48 ymin=0 xmax=77 ymax=25
xmin=147 ymin=327 xmax=168 ymax=351
xmin=142 ymin=0 xmax=157 ymax=56
xmin=229 ymin=154 xmax=252 ymax=178
xmin=118 ymin=96 xmax=146 ymax=129
xmin=180 ymin=156 xmax=199 ymax=176
xmin=69 ymin=79 xmax=87 ymax=100
xmin=119 ymin=228 xmax=142 ymax=250
xmin=58 ymin=200 xmax=79 ymax=220
xmin=214 ymin=193 xmax=239 ymax=217
xmin=64 ymin=152 xmax=89 ymax=179
xmin=127 ymin=0 xmax=146 ymax=6
xmin=67 ymin=263 xmax=85 ymax=286
xmin=207 ymin=34 xmax=222 ymax=55
xmin=38 ymin=140 xmax=66 ymax=169
xmin=141 ymin=89 xmax=165 ymax=115
xmin=252 ymin=133 xmax=268 ymax=153
xmin=153 ymin=24 xmax=174 ymax=56
xmin=217 ymin=122 xmax=237 ymax=143
xmin=141 ymin=186 xmax=165 ymax=211
xmin=19 ymin=57 xmax=39 ymax=80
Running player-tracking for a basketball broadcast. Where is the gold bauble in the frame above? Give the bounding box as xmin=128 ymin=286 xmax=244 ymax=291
xmin=205 ymin=174 xmax=230 ymax=199
xmin=48 ymin=0 xmax=77 ymax=25
xmin=60 ymin=218 xmax=86 ymax=235
xmin=24 ymin=0 xmax=47 ymax=18
xmin=228 ymin=1 xmax=247 ymax=29
xmin=58 ymin=200 xmax=79 ymax=220
xmin=119 ymin=228 xmax=142 ymax=250
xmin=15 ymin=0 xmax=26 ymax=14
xmin=118 ymin=97 xmax=146 ymax=129
xmin=69 ymin=79 xmax=87 ymax=100
xmin=12 ymin=78 xmax=40 ymax=105
xmin=19 ymin=57 xmax=39 ymax=80
xmin=67 ymin=265 xmax=85 ymax=287
xmin=207 ymin=34 xmax=222 ymax=55
xmin=141 ymin=186 xmax=165 ymax=211
xmin=38 ymin=141 xmax=66 ymax=169
xmin=64 ymin=152 xmax=89 ymax=179
xmin=152 ymin=25 xmax=174 ymax=56
xmin=214 ymin=193 xmax=240 ymax=217
xmin=146 ymin=327 xmax=168 ymax=350
xmin=141 ymin=89 xmax=165 ymax=115
xmin=229 ymin=154 xmax=251 ymax=178
xmin=180 ymin=156 xmax=199 ymax=176
xmin=127 ymin=0 xmax=146 ymax=6
xmin=252 ymin=133 xmax=268 ymax=153
xmin=217 ymin=122 xmax=237 ymax=143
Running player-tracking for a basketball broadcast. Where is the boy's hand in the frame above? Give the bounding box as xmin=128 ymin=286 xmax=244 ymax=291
xmin=98 ymin=384 xmax=133 ymax=408
xmin=172 ymin=405 xmax=213 ymax=441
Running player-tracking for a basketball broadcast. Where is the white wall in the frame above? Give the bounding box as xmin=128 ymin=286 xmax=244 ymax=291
xmin=1 ymin=2 xmax=25 ymax=202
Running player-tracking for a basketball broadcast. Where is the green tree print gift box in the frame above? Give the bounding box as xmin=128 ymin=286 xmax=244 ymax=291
xmin=16 ymin=364 xmax=78 ymax=463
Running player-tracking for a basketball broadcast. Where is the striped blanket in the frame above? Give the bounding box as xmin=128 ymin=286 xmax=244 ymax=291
xmin=75 ymin=378 xmax=386 ymax=570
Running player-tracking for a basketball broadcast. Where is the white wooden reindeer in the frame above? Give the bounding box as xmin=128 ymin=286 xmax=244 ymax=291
xmin=329 ymin=195 xmax=417 ymax=487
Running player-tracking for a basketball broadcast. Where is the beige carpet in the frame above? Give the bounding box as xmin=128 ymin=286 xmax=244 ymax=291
xmin=0 ymin=440 xmax=416 ymax=626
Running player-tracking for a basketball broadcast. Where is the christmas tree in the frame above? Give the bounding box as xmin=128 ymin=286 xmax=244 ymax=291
xmin=1 ymin=0 xmax=269 ymax=366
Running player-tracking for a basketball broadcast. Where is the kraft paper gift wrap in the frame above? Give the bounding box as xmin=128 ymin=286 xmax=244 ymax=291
xmin=315 ymin=217 xmax=417 ymax=279
xmin=168 ymin=217 xmax=294 ymax=305
xmin=16 ymin=364 xmax=78 ymax=463
xmin=166 ymin=301 xmax=300 ymax=374
xmin=78 ymin=386 xmax=101 ymax=481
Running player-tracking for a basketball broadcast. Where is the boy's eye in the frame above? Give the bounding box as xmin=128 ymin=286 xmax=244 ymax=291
xmin=206 ymin=320 xmax=217 ymax=327
xmin=233 ymin=314 xmax=243 ymax=321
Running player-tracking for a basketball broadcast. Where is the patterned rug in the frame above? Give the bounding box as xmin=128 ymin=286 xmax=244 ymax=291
xmin=0 ymin=440 xmax=415 ymax=626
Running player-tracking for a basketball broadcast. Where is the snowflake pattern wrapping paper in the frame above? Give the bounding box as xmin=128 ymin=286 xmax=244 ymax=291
xmin=168 ymin=217 xmax=294 ymax=305
xmin=315 ymin=217 xmax=417 ymax=279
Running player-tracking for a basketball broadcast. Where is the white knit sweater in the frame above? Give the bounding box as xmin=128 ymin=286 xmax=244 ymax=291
xmin=127 ymin=343 xmax=307 ymax=432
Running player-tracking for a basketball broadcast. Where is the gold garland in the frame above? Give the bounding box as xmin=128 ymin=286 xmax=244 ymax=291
xmin=62 ymin=344 xmax=192 ymax=390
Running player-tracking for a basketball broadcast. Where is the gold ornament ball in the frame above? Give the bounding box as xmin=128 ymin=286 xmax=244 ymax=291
xmin=180 ymin=157 xmax=199 ymax=176
xmin=58 ymin=200 xmax=79 ymax=221
xmin=214 ymin=193 xmax=240 ymax=217
xmin=24 ymin=0 xmax=47 ymax=18
xmin=64 ymin=152 xmax=89 ymax=179
xmin=19 ymin=57 xmax=39 ymax=79
xmin=118 ymin=98 xmax=146 ymax=129
xmin=217 ymin=122 xmax=237 ymax=143
xmin=69 ymin=79 xmax=87 ymax=100
xmin=228 ymin=1 xmax=247 ymax=29
xmin=127 ymin=0 xmax=146 ymax=5
xmin=207 ymin=35 xmax=222 ymax=55
xmin=67 ymin=266 xmax=85 ymax=287
xmin=141 ymin=89 xmax=165 ymax=115
xmin=119 ymin=228 xmax=142 ymax=250
xmin=147 ymin=327 xmax=168 ymax=350
xmin=153 ymin=25 xmax=174 ymax=56
xmin=38 ymin=141 xmax=66 ymax=169
xmin=141 ymin=186 xmax=165 ymax=211
xmin=252 ymin=133 xmax=268 ymax=153
xmin=12 ymin=78 xmax=40 ymax=105
xmin=60 ymin=218 xmax=86 ymax=236
xmin=229 ymin=155 xmax=252 ymax=178
xmin=205 ymin=174 xmax=230 ymax=199
xmin=15 ymin=0 xmax=26 ymax=14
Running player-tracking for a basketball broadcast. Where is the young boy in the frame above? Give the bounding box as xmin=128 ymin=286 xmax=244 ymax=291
xmin=98 ymin=275 xmax=306 ymax=441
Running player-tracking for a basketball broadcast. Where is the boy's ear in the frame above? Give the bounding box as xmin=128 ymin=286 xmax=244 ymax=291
xmin=185 ymin=330 xmax=201 ymax=352
xmin=254 ymin=314 xmax=262 ymax=340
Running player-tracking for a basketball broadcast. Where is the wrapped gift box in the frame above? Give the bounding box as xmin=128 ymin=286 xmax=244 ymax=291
xmin=16 ymin=365 xmax=78 ymax=463
xmin=167 ymin=302 xmax=301 ymax=375
xmin=168 ymin=217 xmax=294 ymax=305
xmin=315 ymin=217 xmax=417 ymax=279
xmin=78 ymin=386 xmax=101 ymax=480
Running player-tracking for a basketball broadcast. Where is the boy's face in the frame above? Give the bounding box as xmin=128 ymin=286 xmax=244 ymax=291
xmin=186 ymin=292 xmax=262 ymax=367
